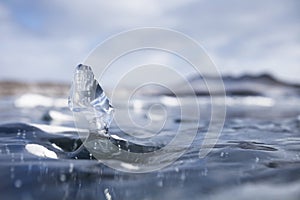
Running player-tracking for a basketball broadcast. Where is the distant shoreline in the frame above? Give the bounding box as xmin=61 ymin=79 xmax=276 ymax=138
xmin=1 ymin=73 xmax=299 ymax=97
xmin=0 ymin=81 xmax=69 ymax=97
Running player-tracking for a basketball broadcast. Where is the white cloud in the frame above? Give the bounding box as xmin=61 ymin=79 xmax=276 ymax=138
xmin=0 ymin=0 xmax=299 ymax=83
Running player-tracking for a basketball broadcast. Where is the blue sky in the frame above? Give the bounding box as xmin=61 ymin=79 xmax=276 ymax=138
xmin=0 ymin=0 xmax=299 ymax=83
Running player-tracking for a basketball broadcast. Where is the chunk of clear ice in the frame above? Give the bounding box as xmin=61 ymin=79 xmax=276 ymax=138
xmin=68 ymin=64 xmax=114 ymax=135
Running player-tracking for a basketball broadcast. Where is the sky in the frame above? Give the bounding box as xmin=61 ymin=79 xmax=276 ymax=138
xmin=0 ymin=0 xmax=299 ymax=83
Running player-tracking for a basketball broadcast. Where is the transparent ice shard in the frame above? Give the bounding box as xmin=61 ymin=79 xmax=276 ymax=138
xmin=68 ymin=64 xmax=114 ymax=135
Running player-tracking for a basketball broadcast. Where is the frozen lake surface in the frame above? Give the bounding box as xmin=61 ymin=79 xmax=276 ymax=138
xmin=0 ymin=75 xmax=300 ymax=200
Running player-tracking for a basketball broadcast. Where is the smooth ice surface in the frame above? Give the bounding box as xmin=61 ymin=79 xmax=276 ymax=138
xmin=68 ymin=64 xmax=114 ymax=134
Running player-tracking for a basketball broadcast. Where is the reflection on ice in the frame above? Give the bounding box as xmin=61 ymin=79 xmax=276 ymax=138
xmin=226 ymin=96 xmax=275 ymax=107
xmin=25 ymin=144 xmax=57 ymax=159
